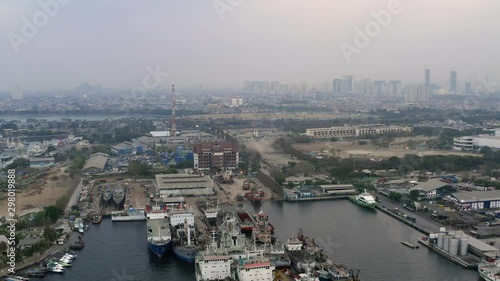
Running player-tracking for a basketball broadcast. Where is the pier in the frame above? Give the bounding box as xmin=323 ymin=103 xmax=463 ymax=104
xmin=418 ymin=239 xmax=478 ymax=269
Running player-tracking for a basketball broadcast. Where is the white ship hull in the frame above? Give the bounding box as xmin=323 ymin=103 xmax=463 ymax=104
xmin=112 ymin=215 xmax=146 ymax=221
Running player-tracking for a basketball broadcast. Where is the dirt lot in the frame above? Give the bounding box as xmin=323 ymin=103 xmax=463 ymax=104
xmin=244 ymin=139 xmax=297 ymax=166
xmin=0 ymin=167 xmax=78 ymax=217
xmin=214 ymin=176 xmax=276 ymax=203
xmin=293 ymin=140 xmax=480 ymax=159
xmin=124 ymin=181 xmax=149 ymax=209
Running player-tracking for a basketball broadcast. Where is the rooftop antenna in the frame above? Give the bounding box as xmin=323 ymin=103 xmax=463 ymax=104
xmin=171 ymin=84 xmax=176 ymax=136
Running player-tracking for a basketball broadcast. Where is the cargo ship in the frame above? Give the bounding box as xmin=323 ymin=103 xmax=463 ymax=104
xmin=285 ymin=229 xmax=359 ymax=281
xmin=236 ymin=211 xmax=256 ymax=232
xmin=146 ymin=205 xmax=172 ymax=258
xmin=170 ymin=206 xmax=203 ymax=263
xmin=111 ymin=207 xmax=146 ymax=222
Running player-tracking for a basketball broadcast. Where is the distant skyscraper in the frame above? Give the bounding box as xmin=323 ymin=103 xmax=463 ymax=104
xmin=373 ymin=80 xmax=387 ymax=96
xmin=362 ymin=79 xmax=372 ymax=95
xmin=404 ymin=84 xmax=428 ymax=102
xmin=450 ymin=71 xmax=458 ymax=92
xmin=425 ymin=69 xmax=431 ymax=85
xmin=343 ymin=75 xmax=354 ymax=93
xmin=270 ymin=81 xmax=280 ymax=95
xmin=465 ymin=82 xmax=472 ymax=95
xmin=388 ymin=80 xmax=402 ymax=96
xmin=11 ymin=84 xmax=23 ymax=100
xmin=333 ymin=79 xmax=343 ymax=94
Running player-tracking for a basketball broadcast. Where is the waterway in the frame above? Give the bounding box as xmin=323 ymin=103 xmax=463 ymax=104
xmin=34 ymin=200 xmax=481 ymax=281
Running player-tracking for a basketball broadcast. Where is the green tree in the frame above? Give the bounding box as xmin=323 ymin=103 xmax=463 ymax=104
xmin=389 ymin=192 xmax=403 ymax=203
xmin=43 ymin=227 xmax=58 ymax=242
xmin=409 ymin=189 xmax=420 ymax=201
xmin=44 ymin=205 xmax=64 ymax=223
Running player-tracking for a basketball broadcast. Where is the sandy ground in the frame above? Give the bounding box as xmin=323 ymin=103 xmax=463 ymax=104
xmin=184 ymin=112 xmax=360 ymax=121
xmin=0 ymin=167 xmax=77 ymax=217
xmin=213 ymin=176 xmax=275 ymax=204
xmin=244 ymin=139 xmax=297 ymax=166
xmin=124 ymin=181 xmax=149 ymax=208
xmin=293 ymin=141 xmax=480 ymax=159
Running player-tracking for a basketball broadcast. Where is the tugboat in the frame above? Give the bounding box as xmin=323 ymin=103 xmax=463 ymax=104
xmin=92 ymin=213 xmax=103 ymax=224
xmin=348 ymin=190 xmax=376 ymax=209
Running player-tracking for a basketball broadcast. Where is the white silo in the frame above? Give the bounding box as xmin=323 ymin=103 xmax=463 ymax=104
xmin=439 ymin=227 xmax=446 ymax=233
xmin=437 ymin=233 xmax=445 ymax=249
xmin=443 ymin=235 xmax=450 ymax=252
xmin=449 ymin=238 xmax=459 ymax=255
xmin=459 ymin=237 xmax=469 ymax=256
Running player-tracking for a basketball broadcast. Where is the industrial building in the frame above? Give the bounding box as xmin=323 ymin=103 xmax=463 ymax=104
xmin=453 ymin=129 xmax=500 ymax=151
xmin=155 ymin=174 xmax=215 ymax=197
xmin=412 ymin=178 xmax=450 ymax=199
xmin=82 ymin=153 xmax=109 ymax=175
xmin=111 ymin=142 xmax=133 ymax=156
xmin=449 ymin=190 xmax=500 ymax=210
xmin=305 ymin=125 xmax=412 ymax=139
xmin=319 ymin=184 xmax=356 ymax=195
xmin=29 ymin=157 xmax=55 ymax=168
xmin=193 ymin=141 xmax=239 ymax=172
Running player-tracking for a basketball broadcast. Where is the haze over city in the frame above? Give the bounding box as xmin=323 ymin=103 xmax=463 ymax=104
xmin=1 ymin=0 xmax=500 ymax=91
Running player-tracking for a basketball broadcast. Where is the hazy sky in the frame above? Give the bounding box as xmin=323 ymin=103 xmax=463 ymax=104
xmin=1 ymin=0 xmax=499 ymax=91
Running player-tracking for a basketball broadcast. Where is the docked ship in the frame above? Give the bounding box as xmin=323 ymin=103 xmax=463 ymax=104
xmin=203 ymin=200 xmax=219 ymax=220
xmin=111 ymin=207 xmax=146 ymax=222
xmin=170 ymin=206 xmax=203 ymax=263
xmin=146 ymin=205 xmax=172 ymax=258
xmin=236 ymin=211 xmax=256 ymax=232
xmin=348 ymin=190 xmax=376 ymax=209
xmin=102 ymin=187 xmax=113 ymax=205
xmin=195 ymin=235 xmax=235 ymax=281
xmin=112 ymin=186 xmax=125 ymax=208
xmin=478 ymin=258 xmax=500 ymax=281
xmin=244 ymin=188 xmax=262 ymax=202
xmin=236 ymin=251 xmax=276 ymax=281
xmin=264 ymin=240 xmax=292 ymax=268
xmin=285 ymin=229 xmax=357 ymax=281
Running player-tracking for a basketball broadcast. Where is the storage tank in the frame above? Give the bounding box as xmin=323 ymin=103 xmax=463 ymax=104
xmin=443 ymin=235 xmax=450 ymax=252
xmin=459 ymin=237 xmax=469 ymax=256
xmin=448 ymin=230 xmax=456 ymax=237
xmin=440 ymin=227 xmax=446 ymax=233
xmin=437 ymin=233 xmax=445 ymax=249
xmin=449 ymin=238 xmax=459 ymax=255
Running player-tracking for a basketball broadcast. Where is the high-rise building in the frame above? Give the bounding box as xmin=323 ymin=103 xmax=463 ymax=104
xmin=425 ymin=69 xmax=431 ymax=85
xmin=362 ymin=79 xmax=372 ymax=95
xmin=333 ymin=79 xmax=343 ymax=94
xmin=270 ymin=81 xmax=280 ymax=95
xmin=193 ymin=141 xmax=239 ymax=172
xmin=11 ymin=84 xmax=23 ymax=100
xmin=373 ymin=80 xmax=388 ymax=96
xmin=259 ymin=81 xmax=269 ymax=94
xmin=388 ymin=80 xmax=402 ymax=96
xmin=404 ymin=84 xmax=428 ymax=102
xmin=450 ymin=71 xmax=458 ymax=92
xmin=343 ymin=75 xmax=355 ymax=93
xmin=280 ymin=84 xmax=289 ymax=95
xmin=465 ymin=82 xmax=472 ymax=95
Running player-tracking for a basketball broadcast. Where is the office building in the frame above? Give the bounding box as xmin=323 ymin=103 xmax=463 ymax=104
xmin=11 ymin=84 xmax=23 ymax=100
xmin=425 ymin=69 xmax=431 ymax=85
xmin=343 ymin=75 xmax=355 ymax=93
xmin=305 ymin=125 xmax=412 ymax=138
xmin=465 ymin=82 xmax=472 ymax=95
xmin=193 ymin=141 xmax=239 ymax=172
xmin=404 ymin=84 xmax=428 ymax=102
xmin=333 ymin=79 xmax=343 ymax=94
xmin=388 ymin=80 xmax=402 ymax=96
xmin=450 ymin=71 xmax=458 ymax=92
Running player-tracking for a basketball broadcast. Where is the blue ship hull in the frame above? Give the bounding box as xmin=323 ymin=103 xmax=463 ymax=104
xmin=173 ymin=246 xmax=199 ymax=263
xmin=148 ymin=241 xmax=171 ymax=257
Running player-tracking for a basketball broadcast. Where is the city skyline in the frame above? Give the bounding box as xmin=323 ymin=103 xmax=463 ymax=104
xmin=1 ymin=0 xmax=500 ymax=91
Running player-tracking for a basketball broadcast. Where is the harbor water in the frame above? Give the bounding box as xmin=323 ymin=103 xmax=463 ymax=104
xmin=37 ymin=200 xmax=481 ymax=281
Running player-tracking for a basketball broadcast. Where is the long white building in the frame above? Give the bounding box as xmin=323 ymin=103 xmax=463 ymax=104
xmin=155 ymin=174 xmax=214 ymax=197
xmin=453 ymin=129 xmax=500 ymax=151
xmin=305 ymin=125 xmax=412 ymax=139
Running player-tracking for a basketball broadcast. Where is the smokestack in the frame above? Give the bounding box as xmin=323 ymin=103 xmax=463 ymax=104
xmin=171 ymin=84 xmax=176 ymax=136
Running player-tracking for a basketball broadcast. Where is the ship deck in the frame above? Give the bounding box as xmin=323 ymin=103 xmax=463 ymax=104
xmin=147 ymin=218 xmax=171 ymax=240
